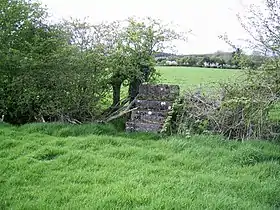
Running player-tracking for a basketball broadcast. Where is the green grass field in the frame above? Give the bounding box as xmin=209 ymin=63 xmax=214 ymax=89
xmin=157 ymin=66 xmax=244 ymax=91
xmin=118 ymin=67 xmax=243 ymax=99
xmin=1 ymin=123 xmax=280 ymax=209
xmin=1 ymin=67 xmax=279 ymax=209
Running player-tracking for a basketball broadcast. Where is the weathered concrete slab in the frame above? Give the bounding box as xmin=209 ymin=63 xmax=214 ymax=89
xmin=131 ymin=110 xmax=168 ymax=124
xmin=126 ymin=121 xmax=163 ymax=133
xmin=138 ymin=84 xmax=180 ymax=101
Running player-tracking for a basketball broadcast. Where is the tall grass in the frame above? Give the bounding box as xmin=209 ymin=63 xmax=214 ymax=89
xmin=1 ymin=123 xmax=280 ymax=209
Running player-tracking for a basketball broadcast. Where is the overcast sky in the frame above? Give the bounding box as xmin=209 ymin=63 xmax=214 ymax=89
xmin=40 ymin=0 xmax=262 ymax=54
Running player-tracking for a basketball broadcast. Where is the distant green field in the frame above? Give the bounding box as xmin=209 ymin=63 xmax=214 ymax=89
xmin=157 ymin=66 xmax=244 ymax=91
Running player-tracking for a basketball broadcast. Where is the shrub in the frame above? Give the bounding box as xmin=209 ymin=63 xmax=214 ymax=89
xmin=163 ymin=81 xmax=280 ymax=141
xmin=0 ymin=1 xmax=110 ymax=124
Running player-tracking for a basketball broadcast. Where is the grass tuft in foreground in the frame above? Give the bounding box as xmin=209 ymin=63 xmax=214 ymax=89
xmin=0 ymin=123 xmax=280 ymax=209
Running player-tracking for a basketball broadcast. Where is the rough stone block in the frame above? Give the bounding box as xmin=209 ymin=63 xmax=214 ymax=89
xmin=131 ymin=110 xmax=168 ymax=124
xmin=138 ymin=84 xmax=180 ymax=101
xmin=125 ymin=84 xmax=180 ymax=133
xmin=126 ymin=121 xmax=163 ymax=133
xmin=134 ymin=100 xmax=173 ymax=111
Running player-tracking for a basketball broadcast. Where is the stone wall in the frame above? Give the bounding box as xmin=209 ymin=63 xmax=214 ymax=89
xmin=126 ymin=84 xmax=180 ymax=133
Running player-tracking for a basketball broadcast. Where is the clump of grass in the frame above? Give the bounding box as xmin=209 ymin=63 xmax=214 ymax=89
xmin=231 ymin=142 xmax=280 ymax=166
xmin=17 ymin=122 xmax=163 ymax=141
xmin=18 ymin=122 xmax=119 ymax=137
xmin=33 ymin=147 xmax=66 ymax=161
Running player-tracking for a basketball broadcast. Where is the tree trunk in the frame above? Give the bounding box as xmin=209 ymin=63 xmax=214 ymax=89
xmin=112 ymin=82 xmax=122 ymax=108
xmin=128 ymin=78 xmax=141 ymax=102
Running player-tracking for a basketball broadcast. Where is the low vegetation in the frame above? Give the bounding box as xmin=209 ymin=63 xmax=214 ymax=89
xmin=165 ymin=82 xmax=280 ymax=140
xmin=159 ymin=0 xmax=280 ymax=140
xmin=1 ymin=123 xmax=280 ymax=209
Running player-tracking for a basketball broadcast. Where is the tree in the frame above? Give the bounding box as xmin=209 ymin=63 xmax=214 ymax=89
xmin=0 ymin=1 xmax=189 ymax=123
xmin=0 ymin=1 xmax=110 ymax=124
xmin=212 ymin=0 xmax=280 ymax=139
xmin=105 ymin=17 xmax=188 ymax=106
xmin=123 ymin=17 xmax=188 ymax=102
xmin=0 ymin=0 xmax=65 ymax=123
xmin=202 ymin=56 xmax=211 ymax=67
xmin=250 ymin=51 xmax=267 ymax=69
xmin=209 ymin=57 xmax=217 ymax=67
xmin=217 ymin=57 xmax=226 ymax=68
xmin=188 ymin=57 xmax=198 ymax=67
xmin=197 ymin=57 xmax=205 ymax=67
xmin=177 ymin=57 xmax=185 ymax=66
xmin=237 ymin=0 xmax=280 ymax=56
xmin=220 ymin=0 xmax=280 ymax=68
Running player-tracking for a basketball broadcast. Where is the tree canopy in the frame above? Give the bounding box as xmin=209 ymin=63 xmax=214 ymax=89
xmin=0 ymin=0 xmax=188 ymax=124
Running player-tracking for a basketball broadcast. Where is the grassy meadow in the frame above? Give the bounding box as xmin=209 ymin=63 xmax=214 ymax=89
xmin=118 ymin=66 xmax=243 ymax=99
xmin=157 ymin=66 xmax=244 ymax=91
xmin=1 ymin=123 xmax=280 ymax=209
xmin=1 ymin=67 xmax=280 ymax=209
